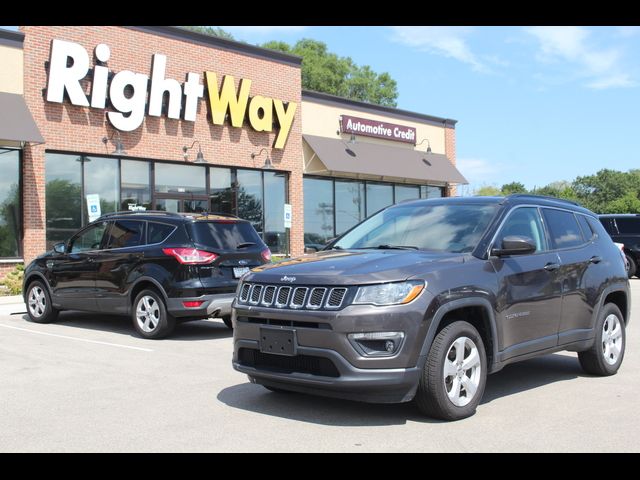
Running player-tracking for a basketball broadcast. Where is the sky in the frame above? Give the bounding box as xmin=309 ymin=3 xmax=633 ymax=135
xmin=4 ymin=25 xmax=639 ymax=195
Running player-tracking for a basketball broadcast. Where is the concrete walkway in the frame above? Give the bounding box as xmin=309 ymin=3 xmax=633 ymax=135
xmin=0 ymin=295 xmax=26 ymax=315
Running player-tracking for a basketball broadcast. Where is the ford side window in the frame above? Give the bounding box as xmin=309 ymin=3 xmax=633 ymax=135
xmin=69 ymin=222 xmax=109 ymax=253
xmin=106 ymin=220 xmax=145 ymax=249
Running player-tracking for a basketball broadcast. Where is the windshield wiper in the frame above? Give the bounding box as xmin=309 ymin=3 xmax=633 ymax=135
xmin=376 ymin=244 xmax=419 ymax=250
xmin=350 ymin=244 xmax=419 ymax=250
xmin=236 ymin=242 xmax=256 ymax=249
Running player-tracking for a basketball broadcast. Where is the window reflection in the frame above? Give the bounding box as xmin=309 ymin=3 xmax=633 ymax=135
xmin=366 ymin=182 xmax=393 ymax=217
xmin=236 ymin=169 xmax=263 ymax=235
xmin=264 ymin=171 xmax=287 ymax=254
xmin=210 ymin=167 xmax=234 ymax=215
xmin=84 ymin=156 xmax=119 ymax=218
xmin=395 ymin=185 xmax=420 ymax=203
xmin=155 ymin=163 xmax=206 ymax=194
xmin=121 ymin=160 xmax=151 ymax=211
xmin=303 ymin=177 xmax=334 ymax=246
xmin=0 ymin=149 xmax=21 ymax=257
xmin=335 ymin=180 xmax=364 ymax=237
xmin=45 ymin=153 xmax=82 ymax=250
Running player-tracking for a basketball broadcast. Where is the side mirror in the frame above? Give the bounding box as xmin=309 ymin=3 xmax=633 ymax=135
xmin=491 ymin=235 xmax=536 ymax=257
xmin=53 ymin=242 xmax=66 ymax=254
xmin=304 ymin=247 xmax=318 ymax=254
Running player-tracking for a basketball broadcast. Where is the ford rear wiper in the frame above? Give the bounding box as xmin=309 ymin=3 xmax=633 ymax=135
xmin=236 ymin=242 xmax=256 ymax=249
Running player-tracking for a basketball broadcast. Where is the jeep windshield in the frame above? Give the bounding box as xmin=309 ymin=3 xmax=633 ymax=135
xmin=332 ymin=203 xmax=498 ymax=253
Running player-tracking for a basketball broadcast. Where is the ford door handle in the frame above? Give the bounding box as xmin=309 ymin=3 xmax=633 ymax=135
xmin=589 ymin=256 xmax=603 ymax=264
xmin=544 ymin=262 xmax=560 ymax=271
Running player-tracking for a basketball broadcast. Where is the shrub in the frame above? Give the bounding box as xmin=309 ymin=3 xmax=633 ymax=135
xmin=1 ymin=264 xmax=24 ymax=295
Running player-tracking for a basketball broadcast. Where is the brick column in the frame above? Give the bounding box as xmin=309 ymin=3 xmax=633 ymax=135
xmin=444 ymin=123 xmax=457 ymax=197
xmin=22 ymin=143 xmax=47 ymax=264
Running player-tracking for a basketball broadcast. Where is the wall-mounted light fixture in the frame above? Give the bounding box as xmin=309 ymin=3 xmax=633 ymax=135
xmin=251 ymin=147 xmax=273 ymax=169
xmin=348 ymin=133 xmax=357 ymax=145
xmin=182 ymin=140 xmax=206 ymax=163
xmin=102 ymin=131 xmax=126 ymax=155
xmin=416 ymin=138 xmax=432 ymax=154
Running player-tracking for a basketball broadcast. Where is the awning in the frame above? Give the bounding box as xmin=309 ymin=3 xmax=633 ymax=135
xmin=0 ymin=92 xmax=45 ymax=144
xmin=303 ymin=134 xmax=468 ymax=185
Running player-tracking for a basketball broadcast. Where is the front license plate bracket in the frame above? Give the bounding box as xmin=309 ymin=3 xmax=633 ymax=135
xmin=259 ymin=327 xmax=296 ymax=356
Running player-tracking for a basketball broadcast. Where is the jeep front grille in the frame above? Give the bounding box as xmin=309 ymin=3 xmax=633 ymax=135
xmin=237 ymin=283 xmax=350 ymax=311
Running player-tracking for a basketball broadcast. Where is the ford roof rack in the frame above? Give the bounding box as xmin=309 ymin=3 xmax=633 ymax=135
xmin=504 ymin=194 xmax=581 ymax=207
xmin=97 ymin=210 xmax=183 ymax=220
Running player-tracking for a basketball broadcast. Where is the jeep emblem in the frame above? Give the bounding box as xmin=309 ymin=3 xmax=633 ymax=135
xmin=281 ymin=276 xmax=296 ymax=283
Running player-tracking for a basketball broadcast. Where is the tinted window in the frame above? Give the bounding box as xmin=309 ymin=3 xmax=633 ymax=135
xmin=106 ymin=220 xmax=144 ymax=249
xmin=615 ymin=217 xmax=640 ymax=235
xmin=335 ymin=180 xmax=365 ymax=237
xmin=148 ymin=222 xmax=175 ymax=244
xmin=236 ymin=170 xmax=263 ymax=236
xmin=69 ymin=222 xmax=109 ymax=253
xmin=576 ymin=215 xmax=595 ymax=241
xmin=303 ymin=177 xmax=334 ymax=245
xmin=155 ymin=163 xmax=206 ymax=194
xmin=0 ymin=149 xmax=20 ymax=258
xmin=394 ymin=185 xmax=420 ymax=203
xmin=84 ymin=156 xmax=119 ymax=218
xmin=496 ymin=207 xmax=547 ymax=252
xmin=366 ymin=183 xmax=393 ymax=216
xmin=542 ymin=209 xmax=584 ymax=249
xmin=189 ymin=221 xmax=263 ymax=250
xmin=334 ymin=203 xmax=498 ymax=253
xmin=210 ymin=167 xmax=234 ymax=215
xmin=121 ymin=160 xmax=151 ymax=211
xmin=45 ymin=153 xmax=82 ymax=250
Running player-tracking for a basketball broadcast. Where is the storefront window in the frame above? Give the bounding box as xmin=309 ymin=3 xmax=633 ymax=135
xmin=45 ymin=153 xmax=82 ymax=250
xmin=210 ymin=167 xmax=234 ymax=215
xmin=155 ymin=163 xmax=206 ymax=194
xmin=264 ymin=171 xmax=287 ymax=254
xmin=366 ymin=182 xmax=393 ymax=217
xmin=421 ymin=185 xmax=445 ymax=198
xmin=304 ymin=177 xmax=334 ymax=246
xmin=236 ymin=169 xmax=263 ymax=235
xmin=395 ymin=185 xmax=420 ymax=203
xmin=335 ymin=180 xmax=365 ymax=237
xmin=0 ymin=149 xmax=21 ymax=257
xmin=121 ymin=160 xmax=151 ymax=211
xmin=84 ymin=156 xmax=119 ymax=220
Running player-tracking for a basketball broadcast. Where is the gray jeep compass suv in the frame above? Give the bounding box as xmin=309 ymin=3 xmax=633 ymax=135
xmin=232 ymin=195 xmax=630 ymax=420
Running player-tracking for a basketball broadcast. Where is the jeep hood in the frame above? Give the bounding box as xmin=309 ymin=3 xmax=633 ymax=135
xmin=244 ymin=249 xmax=470 ymax=286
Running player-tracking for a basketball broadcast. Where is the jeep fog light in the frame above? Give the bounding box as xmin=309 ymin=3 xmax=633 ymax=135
xmin=348 ymin=331 xmax=405 ymax=357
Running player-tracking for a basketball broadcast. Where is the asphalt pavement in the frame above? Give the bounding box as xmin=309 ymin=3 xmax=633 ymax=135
xmin=0 ymin=281 xmax=638 ymax=452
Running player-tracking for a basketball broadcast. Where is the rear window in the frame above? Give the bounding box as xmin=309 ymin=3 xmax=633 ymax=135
xmin=615 ymin=217 xmax=640 ymax=235
xmin=189 ymin=221 xmax=263 ymax=250
xmin=542 ymin=209 xmax=584 ymax=249
xmin=148 ymin=222 xmax=176 ymax=244
xmin=106 ymin=220 xmax=144 ymax=249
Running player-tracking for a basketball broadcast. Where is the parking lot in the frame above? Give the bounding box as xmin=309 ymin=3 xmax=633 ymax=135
xmin=0 ymin=280 xmax=638 ymax=452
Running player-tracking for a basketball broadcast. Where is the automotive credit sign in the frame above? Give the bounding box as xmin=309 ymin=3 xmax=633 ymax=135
xmin=44 ymin=39 xmax=297 ymax=149
xmin=340 ymin=114 xmax=416 ymax=145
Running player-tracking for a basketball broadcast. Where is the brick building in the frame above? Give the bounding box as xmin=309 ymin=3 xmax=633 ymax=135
xmin=0 ymin=26 xmax=465 ymax=277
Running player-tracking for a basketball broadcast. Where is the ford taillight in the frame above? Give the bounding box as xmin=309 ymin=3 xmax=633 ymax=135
xmin=261 ymin=248 xmax=272 ymax=263
xmin=162 ymin=248 xmax=218 ymax=264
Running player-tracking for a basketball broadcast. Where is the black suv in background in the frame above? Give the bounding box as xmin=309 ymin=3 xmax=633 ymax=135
xmin=599 ymin=214 xmax=640 ymax=278
xmin=232 ymin=195 xmax=630 ymax=420
xmin=23 ymin=211 xmax=271 ymax=338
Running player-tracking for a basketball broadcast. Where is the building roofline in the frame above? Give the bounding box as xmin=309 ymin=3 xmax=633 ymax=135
xmin=0 ymin=28 xmax=24 ymax=48
xmin=302 ymin=90 xmax=457 ymax=127
xmin=126 ymin=26 xmax=303 ymax=67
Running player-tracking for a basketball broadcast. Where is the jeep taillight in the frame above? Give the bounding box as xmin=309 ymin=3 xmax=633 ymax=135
xmin=162 ymin=248 xmax=218 ymax=264
xmin=261 ymin=248 xmax=272 ymax=263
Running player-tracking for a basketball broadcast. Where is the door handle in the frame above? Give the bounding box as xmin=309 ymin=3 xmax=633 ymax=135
xmin=87 ymin=257 xmax=94 ymax=263
xmin=544 ymin=262 xmax=560 ymax=271
xmin=589 ymin=256 xmax=602 ymax=264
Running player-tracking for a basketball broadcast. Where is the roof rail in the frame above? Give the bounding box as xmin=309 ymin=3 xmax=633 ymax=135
xmin=177 ymin=211 xmax=241 ymax=219
xmin=97 ymin=210 xmax=183 ymax=220
xmin=505 ymin=194 xmax=581 ymax=207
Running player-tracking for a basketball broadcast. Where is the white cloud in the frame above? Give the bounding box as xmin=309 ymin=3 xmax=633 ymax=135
xmin=524 ymin=26 xmax=636 ymax=89
xmin=390 ymin=26 xmax=489 ymax=73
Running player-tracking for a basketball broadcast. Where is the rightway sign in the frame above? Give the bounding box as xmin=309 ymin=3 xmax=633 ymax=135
xmin=340 ymin=114 xmax=416 ymax=145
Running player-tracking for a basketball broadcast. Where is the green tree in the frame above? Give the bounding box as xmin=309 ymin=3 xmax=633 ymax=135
xmin=474 ymin=185 xmax=501 ymax=196
xmin=262 ymin=38 xmax=398 ymax=107
xmin=500 ymin=181 xmax=527 ymax=195
xmin=572 ymin=169 xmax=640 ymax=213
xmin=601 ymin=191 xmax=640 ymax=214
xmin=182 ymin=26 xmax=234 ymax=40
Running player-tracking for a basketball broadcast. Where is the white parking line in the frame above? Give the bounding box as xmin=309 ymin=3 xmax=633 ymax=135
xmin=0 ymin=323 xmax=153 ymax=352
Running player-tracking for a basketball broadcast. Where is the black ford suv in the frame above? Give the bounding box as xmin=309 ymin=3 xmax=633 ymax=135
xmin=599 ymin=214 xmax=640 ymax=278
xmin=23 ymin=211 xmax=271 ymax=338
xmin=232 ymin=195 xmax=630 ymax=420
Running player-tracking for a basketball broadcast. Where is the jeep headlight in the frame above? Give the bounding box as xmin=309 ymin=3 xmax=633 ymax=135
xmin=353 ymin=280 xmax=425 ymax=306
